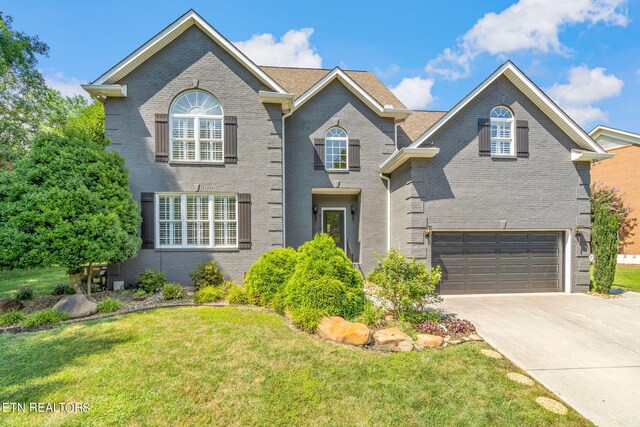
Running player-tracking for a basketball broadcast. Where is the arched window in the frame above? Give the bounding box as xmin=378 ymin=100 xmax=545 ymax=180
xmin=170 ymin=90 xmax=223 ymax=162
xmin=490 ymin=106 xmax=513 ymax=155
xmin=325 ymin=127 xmax=348 ymax=170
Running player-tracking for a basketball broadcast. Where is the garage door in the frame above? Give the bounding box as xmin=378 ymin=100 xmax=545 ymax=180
xmin=432 ymin=232 xmax=563 ymax=294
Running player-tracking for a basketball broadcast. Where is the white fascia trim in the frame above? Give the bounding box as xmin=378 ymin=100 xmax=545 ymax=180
xmin=91 ymin=10 xmax=287 ymax=95
xmin=378 ymin=147 xmax=439 ymax=174
xmin=81 ymin=84 xmax=127 ymax=98
xmin=293 ymin=68 xmax=385 ymax=114
xmin=589 ymin=125 xmax=640 ymax=147
xmin=571 ymin=149 xmax=614 ymax=162
xmin=410 ymin=61 xmax=607 ymax=154
xmin=259 ymin=91 xmax=294 ymax=112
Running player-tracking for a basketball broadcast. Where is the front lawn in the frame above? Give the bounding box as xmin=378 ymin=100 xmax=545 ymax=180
xmin=0 ymin=307 xmax=588 ymax=426
xmin=0 ymin=267 xmax=68 ymax=298
xmin=613 ymin=266 xmax=640 ymax=293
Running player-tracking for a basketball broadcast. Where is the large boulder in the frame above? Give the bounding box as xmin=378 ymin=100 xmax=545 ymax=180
xmin=373 ymin=327 xmax=412 ymax=346
xmin=53 ymin=294 xmax=98 ymax=319
xmin=317 ymin=316 xmax=371 ymax=345
xmin=0 ymin=298 xmax=24 ymax=313
xmin=416 ymin=334 xmax=444 ymax=348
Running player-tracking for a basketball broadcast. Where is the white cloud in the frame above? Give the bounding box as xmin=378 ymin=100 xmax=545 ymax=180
xmin=373 ymin=64 xmax=400 ymax=79
xmin=234 ymin=28 xmax=322 ymax=68
xmin=546 ymin=66 xmax=623 ymax=126
xmin=45 ymin=71 xmax=89 ymax=99
xmin=390 ymin=77 xmax=436 ymax=109
xmin=426 ymin=0 xmax=629 ymax=80
xmin=637 ymin=68 xmax=640 ymax=76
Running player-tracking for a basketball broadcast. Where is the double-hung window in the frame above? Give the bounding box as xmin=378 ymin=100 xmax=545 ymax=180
xmin=157 ymin=194 xmax=237 ymax=248
xmin=490 ymin=106 xmax=514 ymax=156
xmin=170 ymin=91 xmax=224 ymax=162
xmin=324 ymin=127 xmax=348 ymax=170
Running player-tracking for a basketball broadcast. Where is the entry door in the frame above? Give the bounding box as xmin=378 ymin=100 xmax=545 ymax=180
xmin=323 ymin=210 xmax=345 ymax=251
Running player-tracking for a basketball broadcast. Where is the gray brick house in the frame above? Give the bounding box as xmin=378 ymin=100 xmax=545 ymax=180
xmin=83 ymin=10 xmax=611 ymax=294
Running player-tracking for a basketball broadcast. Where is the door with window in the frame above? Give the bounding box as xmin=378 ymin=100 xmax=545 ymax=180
xmin=322 ymin=209 xmax=345 ymax=251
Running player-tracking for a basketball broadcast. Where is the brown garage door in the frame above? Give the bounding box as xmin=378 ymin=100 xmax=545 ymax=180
xmin=432 ymin=232 xmax=563 ymax=294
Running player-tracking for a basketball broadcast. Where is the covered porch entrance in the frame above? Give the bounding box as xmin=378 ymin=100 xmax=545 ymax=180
xmin=311 ymin=188 xmax=361 ymax=263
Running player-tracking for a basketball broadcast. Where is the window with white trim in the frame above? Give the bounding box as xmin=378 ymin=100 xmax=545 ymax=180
xmin=325 ymin=127 xmax=348 ymax=170
xmin=170 ymin=91 xmax=223 ymax=162
xmin=157 ymin=194 xmax=237 ymax=248
xmin=490 ymin=106 xmax=514 ymax=155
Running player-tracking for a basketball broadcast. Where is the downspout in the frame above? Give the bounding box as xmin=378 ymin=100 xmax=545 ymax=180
xmin=379 ymin=173 xmax=391 ymax=252
xmin=394 ymin=122 xmax=400 ymax=151
xmin=281 ymin=110 xmax=293 ymax=247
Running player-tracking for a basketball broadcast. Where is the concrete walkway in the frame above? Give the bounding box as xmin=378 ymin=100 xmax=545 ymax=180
xmin=441 ymin=292 xmax=640 ymax=427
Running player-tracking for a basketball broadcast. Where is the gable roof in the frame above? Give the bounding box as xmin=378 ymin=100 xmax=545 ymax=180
xmin=410 ymin=61 xmax=607 ymax=154
xmin=260 ymin=66 xmax=406 ymax=109
xmin=589 ymin=125 xmax=640 ymax=151
xmin=88 ymin=9 xmax=286 ymax=93
xmin=399 ymin=110 xmax=447 ymax=142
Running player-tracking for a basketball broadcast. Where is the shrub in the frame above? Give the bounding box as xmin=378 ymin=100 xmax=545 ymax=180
xmin=189 ymin=261 xmax=224 ymax=290
xmin=591 ymin=184 xmax=636 ymax=246
xmin=399 ymin=309 xmax=443 ymax=325
xmin=193 ymin=286 xmax=224 ymax=304
xmin=245 ymin=248 xmax=297 ymax=307
xmin=136 ymin=269 xmax=168 ymax=293
xmin=367 ymin=249 xmax=441 ymax=318
xmin=591 ymin=203 xmax=620 ymax=293
xmin=23 ymin=309 xmax=69 ymax=327
xmin=268 ymin=292 xmax=286 ymax=314
xmin=15 ymin=286 xmax=33 ymax=301
xmin=97 ymin=298 xmax=122 ymax=314
xmin=443 ymin=318 xmax=476 ymax=335
xmin=53 ymin=283 xmax=75 ymax=295
xmin=415 ymin=320 xmax=446 ymax=337
xmin=226 ymin=284 xmax=248 ymax=305
xmin=133 ymin=289 xmax=147 ymax=299
xmin=0 ymin=310 xmax=25 ymax=326
xmin=162 ymin=283 xmax=185 ymax=300
xmin=354 ymin=302 xmax=384 ymax=327
xmin=284 ymin=234 xmax=365 ymax=319
xmin=288 ymin=307 xmax=326 ymax=333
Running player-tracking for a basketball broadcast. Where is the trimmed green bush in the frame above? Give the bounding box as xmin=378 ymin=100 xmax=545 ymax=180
xmin=15 ymin=286 xmax=33 ymax=301
xmin=133 ymin=289 xmax=147 ymax=299
xmin=592 ymin=203 xmax=620 ymax=293
xmin=354 ymin=302 xmax=384 ymax=327
xmin=189 ymin=261 xmax=224 ymax=290
xmin=136 ymin=269 xmax=168 ymax=293
xmin=268 ymin=292 xmax=286 ymax=314
xmin=284 ymin=234 xmax=365 ymax=320
xmin=245 ymin=248 xmax=297 ymax=307
xmin=226 ymin=284 xmax=248 ymax=305
xmin=53 ymin=283 xmax=75 ymax=295
xmin=23 ymin=309 xmax=69 ymax=327
xmin=0 ymin=310 xmax=25 ymax=326
xmin=162 ymin=283 xmax=185 ymax=300
xmin=288 ymin=307 xmax=326 ymax=333
xmin=193 ymin=286 xmax=224 ymax=304
xmin=97 ymin=298 xmax=122 ymax=314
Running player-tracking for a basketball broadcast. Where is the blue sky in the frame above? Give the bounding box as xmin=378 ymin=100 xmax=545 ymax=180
xmin=5 ymin=0 xmax=640 ymax=133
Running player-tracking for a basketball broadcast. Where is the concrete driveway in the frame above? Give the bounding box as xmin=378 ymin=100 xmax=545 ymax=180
xmin=441 ymin=292 xmax=640 ymax=427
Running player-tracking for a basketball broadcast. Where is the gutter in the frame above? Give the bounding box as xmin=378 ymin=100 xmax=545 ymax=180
xmin=378 ymin=147 xmax=440 ymax=174
xmin=570 ymin=149 xmax=614 ymax=162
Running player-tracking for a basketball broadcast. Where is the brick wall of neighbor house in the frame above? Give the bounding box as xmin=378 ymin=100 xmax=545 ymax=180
xmin=391 ymin=76 xmax=592 ymax=292
xmin=591 ymin=145 xmax=640 ymax=255
xmin=285 ymin=80 xmax=396 ymax=274
xmin=102 ymin=26 xmax=283 ymax=286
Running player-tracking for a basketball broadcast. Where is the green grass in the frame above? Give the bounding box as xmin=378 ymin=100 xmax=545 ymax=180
xmin=0 ymin=267 xmax=68 ymax=298
xmin=0 ymin=307 xmax=589 ymax=426
xmin=613 ymin=266 xmax=640 ymax=292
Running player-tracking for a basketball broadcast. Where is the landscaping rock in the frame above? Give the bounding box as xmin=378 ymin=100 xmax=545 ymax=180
xmin=53 ymin=294 xmax=98 ymax=319
xmin=373 ymin=327 xmax=412 ymax=346
xmin=396 ymin=340 xmax=414 ymax=352
xmin=467 ymin=333 xmax=483 ymax=341
xmin=0 ymin=298 xmax=24 ymax=313
xmin=413 ymin=343 xmax=425 ymax=351
xmin=416 ymin=334 xmax=444 ymax=348
xmin=535 ymin=397 xmax=568 ymax=415
xmin=317 ymin=316 xmax=371 ymax=345
xmin=480 ymin=349 xmax=503 ymax=359
xmin=507 ymin=372 xmax=535 ymax=386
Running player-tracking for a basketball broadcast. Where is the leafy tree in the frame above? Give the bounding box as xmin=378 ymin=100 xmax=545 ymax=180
xmin=591 ymin=184 xmax=636 ymax=251
xmin=0 ymin=12 xmax=53 ymax=168
xmin=591 ymin=197 xmax=621 ymax=294
xmin=0 ymin=132 xmax=141 ymax=293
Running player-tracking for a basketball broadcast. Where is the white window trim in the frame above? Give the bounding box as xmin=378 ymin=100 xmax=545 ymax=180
xmin=320 ymin=207 xmax=347 ymax=252
xmin=169 ymin=91 xmax=224 ymax=163
xmin=324 ymin=128 xmax=349 ymax=171
xmin=490 ymin=107 xmax=514 ymax=156
xmin=155 ymin=193 xmax=238 ymax=249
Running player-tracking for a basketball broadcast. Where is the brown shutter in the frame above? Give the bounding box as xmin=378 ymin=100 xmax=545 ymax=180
xmin=348 ymin=139 xmax=360 ymax=171
xmin=140 ymin=193 xmax=155 ymax=249
xmin=313 ymin=138 xmax=325 ymax=170
xmin=478 ymin=118 xmax=491 ymax=156
xmin=516 ymin=120 xmax=529 ymax=158
xmin=155 ymin=114 xmax=169 ymax=162
xmin=224 ymin=116 xmax=238 ymax=164
xmin=237 ymin=193 xmax=251 ymax=249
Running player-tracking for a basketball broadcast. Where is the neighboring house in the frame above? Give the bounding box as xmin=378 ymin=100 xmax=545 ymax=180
xmin=83 ymin=10 xmax=611 ymax=294
xmin=589 ymin=125 xmax=640 ymax=265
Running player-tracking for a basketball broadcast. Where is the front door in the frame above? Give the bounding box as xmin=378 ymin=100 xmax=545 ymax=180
xmin=323 ymin=209 xmax=345 ymax=251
